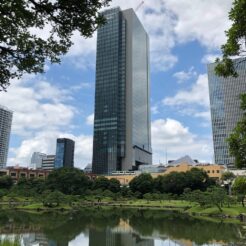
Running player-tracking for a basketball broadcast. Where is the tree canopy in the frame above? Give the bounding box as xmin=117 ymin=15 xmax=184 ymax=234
xmin=0 ymin=0 xmax=111 ymax=90
xmin=227 ymin=95 xmax=246 ymax=168
xmin=215 ymin=0 xmax=246 ymax=77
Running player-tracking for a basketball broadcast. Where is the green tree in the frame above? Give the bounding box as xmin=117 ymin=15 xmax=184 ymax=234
xmin=46 ymin=167 xmax=92 ymax=194
xmin=43 ymin=190 xmax=65 ymax=207
xmin=227 ymin=95 xmax=246 ymax=168
xmin=143 ymin=193 xmax=152 ymax=202
xmin=233 ymin=176 xmax=246 ymax=206
xmin=221 ymin=171 xmax=235 ymax=181
xmin=0 ymin=176 xmax=13 ymax=189
xmin=92 ymin=176 xmax=110 ymax=191
xmin=0 ymin=0 xmax=111 ymax=90
xmin=108 ymin=178 xmax=121 ymax=193
xmin=215 ymin=0 xmax=246 ymax=77
xmin=129 ymin=173 xmax=154 ymax=195
xmin=207 ymin=187 xmax=227 ymax=212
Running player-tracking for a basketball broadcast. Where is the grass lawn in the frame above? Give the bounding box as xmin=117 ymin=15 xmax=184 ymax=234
xmin=188 ymin=204 xmax=246 ymax=216
xmin=124 ymin=199 xmax=193 ymax=207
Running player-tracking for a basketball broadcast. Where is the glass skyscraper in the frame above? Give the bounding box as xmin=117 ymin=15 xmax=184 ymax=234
xmin=92 ymin=7 xmax=152 ymax=174
xmin=0 ymin=105 xmax=12 ymax=168
xmin=208 ymin=58 xmax=246 ymax=167
xmin=55 ymin=138 xmax=75 ymax=168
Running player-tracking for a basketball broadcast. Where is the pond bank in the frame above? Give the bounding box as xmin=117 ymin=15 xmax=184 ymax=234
xmin=2 ymin=200 xmax=246 ymax=224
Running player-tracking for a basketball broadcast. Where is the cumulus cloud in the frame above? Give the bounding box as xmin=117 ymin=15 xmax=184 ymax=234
xmin=173 ymin=67 xmax=197 ymax=84
xmin=163 ymin=74 xmax=209 ymax=107
xmin=0 ymin=75 xmax=75 ymax=136
xmin=163 ymin=0 xmax=232 ymax=48
xmin=86 ymin=114 xmax=94 ymax=126
xmin=151 ymin=118 xmax=212 ymax=164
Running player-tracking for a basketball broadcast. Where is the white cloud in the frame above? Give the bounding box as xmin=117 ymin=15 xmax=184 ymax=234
xmin=0 ymin=75 xmax=75 ymax=136
xmin=151 ymin=118 xmax=212 ymax=164
xmin=86 ymin=114 xmax=94 ymax=126
xmin=151 ymin=105 xmax=159 ymax=115
xmin=163 ymin=74 xmax=209 ymax=107
xmin=201 ymin=54 xmax=221 ymax=64
xmin=173 ymin=67 xmax=197 ymax=84
xmin=163 ymin=0 xmax=232 ymax=49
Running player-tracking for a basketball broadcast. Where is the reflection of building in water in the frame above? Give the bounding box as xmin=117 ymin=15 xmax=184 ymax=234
xmin=89 ymin=227 xmax=154 ymax=246
xmin=0 ymin=233 xmax=59 ymax=246
xmin=22 ymin=233 xmax=53 ymax=246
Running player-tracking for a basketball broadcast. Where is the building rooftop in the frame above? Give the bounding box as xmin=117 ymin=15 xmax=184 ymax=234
xmin=167 ymin=155 xmax=197 ymax=167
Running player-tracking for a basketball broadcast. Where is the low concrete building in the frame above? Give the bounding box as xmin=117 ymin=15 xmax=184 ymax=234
xmin=106 ymin=171 xmax=137 ymax=185
xmin=164 ymin=163 xmax=225 ymax=180
xmin=104 ymin=156 xmax=226 ymax=185
xmin=0 ymin=166 xmax=50 ymax=182
xmin=229 ymin=169 xmax=246 ymax=177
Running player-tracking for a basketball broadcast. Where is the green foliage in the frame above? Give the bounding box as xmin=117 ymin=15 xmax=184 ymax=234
xmin=143 ymin=193 xmax=152 ymax=201
xmin=221 ymin=171 xmax=235 ymax=181
xmin=0 ymin=0 xmax=111 ymax=90
xmin=46 ymin=167 xmax=92 ymax=194
xmin=215 ymin=0 xmax=246 ymax=77
xmin=185 ymin=187 xmax=227 ymax=212
xmin=93 ymin=176 xmax=109 ymax=190
xmin=233 ymin=176 xmax=246 ymax=206
xmin=108 ymin=178 xmax=121 ymax=193
xmin=12 ymin=177 xmax=46 ymax=196
xmin=154 ymin=168 xmax=214 ymax=195
xmin=227 ymin=94 xmax=246 ymax=168
xmin=129 ymin=173 xmax=154 ymax=195
xmin=43 ymin=190 xmax=65 ymax=207
xmin=0 ymin=176 xmax=13 ymax=189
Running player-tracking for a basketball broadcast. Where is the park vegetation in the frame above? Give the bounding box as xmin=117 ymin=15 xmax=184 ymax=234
xmin=0 ymin=167 xmax=245 ymax=216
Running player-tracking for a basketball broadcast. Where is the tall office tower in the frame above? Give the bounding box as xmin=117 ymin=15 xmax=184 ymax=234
xmin=30 ymin=152 xmax=47 ymax=169
xmin=92 ymin=7 xmax=152 ymax=174
xmin=208 ymin=58 xmax=246 ymax=167
xmin=55 ymin=138 xmax=75 ymax=168
xmin=0 ymin=105 xmax=13 ymax=168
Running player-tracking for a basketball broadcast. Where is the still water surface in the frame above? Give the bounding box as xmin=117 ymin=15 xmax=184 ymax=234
xmin=0 ymin=208 xmax=245 ymax=246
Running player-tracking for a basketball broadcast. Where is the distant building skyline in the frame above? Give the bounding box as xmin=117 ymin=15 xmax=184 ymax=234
xmin=55 ymin=138 xmax=75 ymax=168
xmin=92 ymin=7 xmax=152 ymax=174
xmin=0 ymin=105 xmax=13 ymax=168
xmin=208 ymin=58 xmax=246 ymax=167
xmin=30 ymin=152 xmax=47 ymax=169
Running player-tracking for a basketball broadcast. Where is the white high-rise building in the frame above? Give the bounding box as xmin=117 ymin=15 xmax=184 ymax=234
xmin=0 ymin=105 xmax=13 ymax=168
xmin=30 ymin=152 xmax=47 ymax=169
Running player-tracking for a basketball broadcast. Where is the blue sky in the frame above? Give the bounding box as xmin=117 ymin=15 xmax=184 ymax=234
xmin=0 ymin=0 xmax=233 ymax=168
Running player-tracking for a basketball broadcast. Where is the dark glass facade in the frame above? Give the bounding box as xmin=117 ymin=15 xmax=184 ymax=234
xmin=55 ymin=138 xmax=75 ymax=168
xmin=92 ymin=8 xmax=152 ymax=174
xmin=208 ymin=58 xmax=246 ymax=167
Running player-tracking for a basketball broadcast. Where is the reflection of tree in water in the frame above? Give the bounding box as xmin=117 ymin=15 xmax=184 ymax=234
xmin=0 ymin=209 xmax=244 ymax=246
xmin=128 ymin=210 xmax=243 ymax=245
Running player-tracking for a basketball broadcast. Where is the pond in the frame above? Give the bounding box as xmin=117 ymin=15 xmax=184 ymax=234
xmin=0 ymin=208 xmax=245 ymax=246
